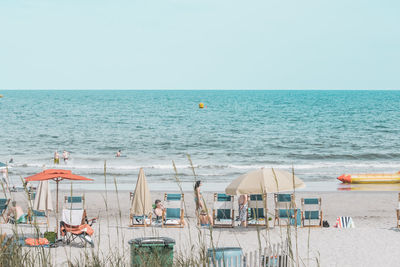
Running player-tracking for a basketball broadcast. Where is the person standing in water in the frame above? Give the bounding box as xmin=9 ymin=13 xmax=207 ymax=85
xmin=62 ymin=150 xmax=69 ymax=164
xmin=116 ymin=150 xmax=121 ymax=157
xmin=54 ymin=150 xmax=60 ymax=165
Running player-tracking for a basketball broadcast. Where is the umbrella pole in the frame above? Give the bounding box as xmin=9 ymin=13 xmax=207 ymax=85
xmin=56 ymin=179 xmax=59 ymax=213
xmin=56 ymin=179 xmax=59 ymax=238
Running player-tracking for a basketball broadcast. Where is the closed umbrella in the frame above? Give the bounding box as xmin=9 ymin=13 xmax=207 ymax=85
xmin=34 ymin=180 xmax=53 ymax=212
xmin=130 ymin=168 xmax=152 ymax=216
xmin=225 ymin=168 xmax=305 ymax=195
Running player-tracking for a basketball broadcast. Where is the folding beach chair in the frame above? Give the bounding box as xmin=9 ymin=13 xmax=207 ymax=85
xmin=248 ymin=194 xmax=268 ymax=227
xmin=301 ymin=197 xmax=323 ymax=227
xmin=64 ymin=195 xmax=85 ymax=209
xmin=212 ymin=193 xmax=235 ymax=228
xmin=0 ymin=198 xmax=10 ymax=223
xmin=162 ymin=193 xmax=184 ymax=228
xmin=274 ymin=193 xmax=299 ymax=226
xmin=27 ymin=192 xmax=49 ymax=226
xmin=60 ymin=208 xmax=96 ymax=248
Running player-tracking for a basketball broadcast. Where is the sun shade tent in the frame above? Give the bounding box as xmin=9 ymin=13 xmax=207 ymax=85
xmin=130 ymin=168 xmax=152 ymax=227
xmin=225 ymin=168 xmax=305 ymax=195
xmin=25 ymin=169 xmax=93 ymax=236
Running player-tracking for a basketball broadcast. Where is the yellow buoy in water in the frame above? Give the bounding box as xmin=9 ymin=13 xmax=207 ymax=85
xmin=0 ymin=95 xmax=3 ymax=98
xmin=199 ymin=102 xmax=204 ymax=109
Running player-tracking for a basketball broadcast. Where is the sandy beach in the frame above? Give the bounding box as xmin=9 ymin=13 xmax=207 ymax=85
xmin=2 ymin=189 xmax=400 ymax=266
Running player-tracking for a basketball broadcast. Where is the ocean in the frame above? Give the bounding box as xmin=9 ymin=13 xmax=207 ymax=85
xmin=1 ymin=90 xmax=400 ymax=191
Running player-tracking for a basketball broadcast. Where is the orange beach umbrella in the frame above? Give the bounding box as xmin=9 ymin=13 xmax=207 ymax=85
xmin=25 ymin=169 xmax=93 ymax=237
xmin=25 ymin=169 xmax=93 ymax=213
xmin=25 ymin=169 xmax=93 ymax=212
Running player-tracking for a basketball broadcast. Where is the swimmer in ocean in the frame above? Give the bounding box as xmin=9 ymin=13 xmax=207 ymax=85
xmin=62 ymin=150 xmax=69 ymax=164
xmin=54 ymin=150 xmax=60 ymax=165
xmin=116 ymin=150 xmax=121 ymax=157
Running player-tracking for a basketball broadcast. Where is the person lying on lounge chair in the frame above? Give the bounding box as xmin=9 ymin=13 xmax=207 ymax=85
xmin=6 ymin=201 xmax=27 ymax=224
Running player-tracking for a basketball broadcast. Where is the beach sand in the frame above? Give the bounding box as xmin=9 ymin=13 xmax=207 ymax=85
xmin=3 ymin=190 xmax=400 ymax=266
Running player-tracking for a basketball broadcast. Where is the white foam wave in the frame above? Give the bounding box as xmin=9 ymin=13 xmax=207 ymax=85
xmin=14 ymin=161 xmax=400 ymax=172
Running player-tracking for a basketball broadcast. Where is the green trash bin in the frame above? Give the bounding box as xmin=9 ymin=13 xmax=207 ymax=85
xmin=129 ymin=237 xmax=175 ymax=267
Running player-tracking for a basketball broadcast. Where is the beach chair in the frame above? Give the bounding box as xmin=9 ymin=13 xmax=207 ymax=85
xmin=0 ymin=198 xmax=10 ymax=223
xmin=27 ymin=192 xmax=49 ymax=226
xmin=64 ymin=195 xmax=85 ymax=209
xmin=130 ymin=214 xmax=152 ymax=227
xmin=212 ymin=193 xmax=235 ymax=228
xmin=162 ymin=193 xmax=184 ymax=228
xmin=301 ymin=197 xmax=322 ymax=227
xmin=60 ymin=208 xmax=96 ymax=248
xmin=248 ymin=194 xmax=268 ymax=227
xmin=129 ymin=201 xmax=152 ymax=227
xmin=274 ymin=193 xmax=299 ymax=226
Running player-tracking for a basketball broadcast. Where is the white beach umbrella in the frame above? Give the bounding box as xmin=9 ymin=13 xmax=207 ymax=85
xmin=34 ymin=180 xmax=53 ymax=211
xmin=225 ymin=167 xmax=305 ymax=195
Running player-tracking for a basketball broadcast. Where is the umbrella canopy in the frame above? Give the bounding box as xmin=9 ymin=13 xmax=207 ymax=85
xmin=25 ymin=169 xmax=93 ymax=182
xmin=225 ymin=168 xmax=305 ymax=195
xmin=25 ymin=169 xmax=93 ymax=212
xmin=34 ymin=180 xmax=53 ymax=211
xmin=130 ymin=168 xmax=152 ymax=216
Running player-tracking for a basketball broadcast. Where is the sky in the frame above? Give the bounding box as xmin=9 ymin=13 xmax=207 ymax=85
xmin=0 ymin=0 xmax=399 ymax=90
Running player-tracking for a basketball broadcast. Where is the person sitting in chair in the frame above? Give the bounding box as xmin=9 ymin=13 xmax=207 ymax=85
xmin=153 ymin=199 xmax=165 ymax=222
xmin=199 ymin=209 xmax=213 ymax=227
xmin=6 ymin=201 xmax=27 ymax=224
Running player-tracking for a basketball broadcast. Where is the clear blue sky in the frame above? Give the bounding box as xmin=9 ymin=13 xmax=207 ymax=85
xmin=1 ymin=0 xmax=399 ymax=90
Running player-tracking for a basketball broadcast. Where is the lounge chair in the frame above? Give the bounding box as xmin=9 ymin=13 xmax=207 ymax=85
xmin=27 ymin=192 xmax=49 ymax=226
xmin=301 ymin=197 xmax=323 ymax=227
xmin=248 ymin=194 xmax=268 ymax=227
xmin=162 ymin=193 xmax=184 ymax=228
xmin=64 ymin=195 xmax=85 ymax=209
xmin=212 ymin=193 xmax=234 ymax=228
xmin=0 ymin=198 xmax=10 ymax=223
xmin=60 ymin=208 xmax=96 ymax=247
xmin=274 ymin=193 xmax=299 ymax=226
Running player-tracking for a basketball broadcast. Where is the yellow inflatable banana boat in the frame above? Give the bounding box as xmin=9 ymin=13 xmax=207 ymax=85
xmin=338 ymin=172 xmax=400 ymax=184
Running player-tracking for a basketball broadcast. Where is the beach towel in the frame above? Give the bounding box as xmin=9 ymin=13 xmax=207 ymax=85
xmin=165 ymin=219 xmax=180 ymax=225
xmin=335 ymin=217 xmax=355 ymax=228
xmin=62 ymin=209 xmax=84 ymax=226
xmin=25 ymin=238 xmax=49 ymax=246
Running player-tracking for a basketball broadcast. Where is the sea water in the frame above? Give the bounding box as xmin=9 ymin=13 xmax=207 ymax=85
xmin=1 ymin=90 xmax=400 ymax=191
